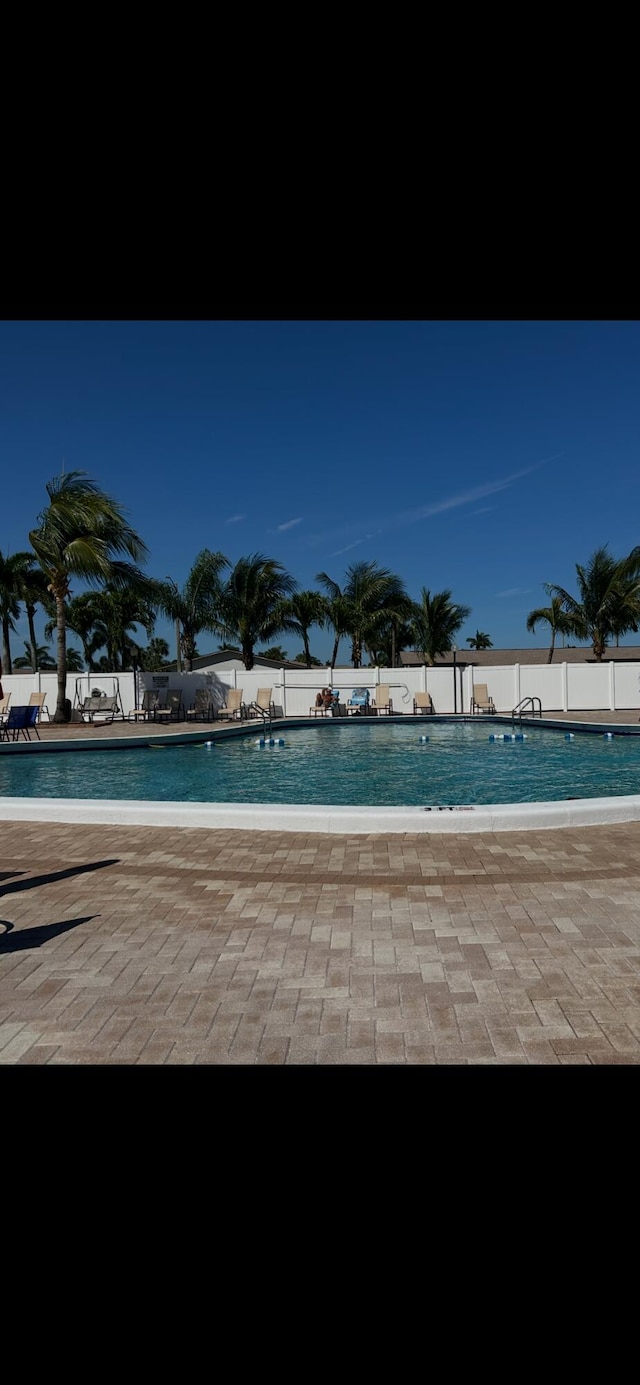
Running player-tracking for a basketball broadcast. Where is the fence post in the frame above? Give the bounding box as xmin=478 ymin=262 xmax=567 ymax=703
xmin=514 ymin=663 xmax=520 ymax=710
xmin=609 ymin=660 xmax=615 ymax=712
xmin=562 ymin=662 xmax=568 ymax=712
xmin=281 ymin=666 xmax=287 ymax=717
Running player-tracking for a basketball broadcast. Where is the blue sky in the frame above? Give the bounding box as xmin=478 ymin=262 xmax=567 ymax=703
xmin=2 ymin=319 xmax=639 ymax=664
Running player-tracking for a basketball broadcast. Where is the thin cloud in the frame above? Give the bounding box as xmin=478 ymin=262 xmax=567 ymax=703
xmin=307 ymin=453 xmax=561 ymax=553
xmin=225 ymin=514 xmax=246 ymax=525
xmin=473 ymin=506 xmax=493 ymax=515
xmin=332 ymin=530 xmax=382 ymax=557
xmin=277 ymin=517 xmax=303 ymax=532
xmin=496 ymin=586 xmax=532 ymax=598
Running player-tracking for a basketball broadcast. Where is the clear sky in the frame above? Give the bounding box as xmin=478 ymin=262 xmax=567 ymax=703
xmin=1 ymin=320 xmax=639 ymax=665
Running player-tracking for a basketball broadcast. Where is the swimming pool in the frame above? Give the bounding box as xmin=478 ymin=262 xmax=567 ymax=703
xmin=3 ymin=720 xmax=640 ymax=807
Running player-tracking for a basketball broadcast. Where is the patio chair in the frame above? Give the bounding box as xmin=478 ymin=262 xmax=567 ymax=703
xmin=413 ymin=692 xmax=434 ymax=715
xmin=154 ymin=692 xmax=184 ymax=722
xmin=186 ymin=688 xmax=213 ymax=721
xmin=129 ymin=690 xmax=159 ymax=722
xmin=470 ymin=683 xmax=496 ymax=715
xmin=372 ymin=685 xmax=393 ymax=715
xmin=252 ymin=688 xmax=276 ymax=717
xmin=0 ymin=693 xmax=10 ymax=723
xmin=346 ymin=688 xmax=371 ymax=715
xmin=28 ymin=692 xmax=50 ymax=722
xmin=0 ymin=705 xmax=40 ymax=742
xmin=218 ymin=688 xmax=245 ymax=721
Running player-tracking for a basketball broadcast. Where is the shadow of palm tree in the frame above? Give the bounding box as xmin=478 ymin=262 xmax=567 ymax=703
xmin=0 ymin=859 xmax=119 ymax=899
xmin=0 ymin=916 xmax=98 ymax=952
xmin=0 ymin=871 xmax=25 ymax=883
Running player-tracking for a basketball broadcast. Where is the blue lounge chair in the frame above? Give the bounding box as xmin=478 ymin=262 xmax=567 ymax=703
xmin=0 ymin=705 xmax=41 ymax=741
xmin=346 ymin=688 xmax=371 ymax=715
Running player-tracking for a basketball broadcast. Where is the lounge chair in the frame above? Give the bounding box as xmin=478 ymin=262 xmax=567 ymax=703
xmin=218 ymin=688 xmax=245 ymax=721
xmin=0 ymin=694 xmax=10 ymax=724
xmin=413 ymin=692 xmax=434 ymax=715
xmin=372 ymin=685 xmax=393 ymax=715
xmin=28 ymin=692 xmax=50 ymax=722
xmin=154 ymin=692 xmax=184 ymax=722
xmin=129 ymin=690 xmax=159 ymax=722
xmin=470 ymin=683 xmax=496 ymax=714
xmin=252 ymin=688 xmax=276 ymax=718
xmin=346 ymin=688 xmax=371 ymax=715
xmin=0 ymin=705 xmax=40 ymax=742
xmin=186 ymin=688 xmax=213 ymax=721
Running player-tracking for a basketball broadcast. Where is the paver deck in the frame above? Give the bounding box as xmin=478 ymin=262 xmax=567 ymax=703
xmin=3 ymin=815 xmax=640 ymax=1064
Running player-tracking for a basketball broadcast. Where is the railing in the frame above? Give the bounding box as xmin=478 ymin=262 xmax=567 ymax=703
xmin=511 ymin=696 xmax=542 ymax=729
xmin=247 ymin=703 xmax=272 ymax=737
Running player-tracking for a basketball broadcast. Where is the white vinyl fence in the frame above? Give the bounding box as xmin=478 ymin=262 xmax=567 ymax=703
xmin=3 ymin=662 xmax=640 ymax=718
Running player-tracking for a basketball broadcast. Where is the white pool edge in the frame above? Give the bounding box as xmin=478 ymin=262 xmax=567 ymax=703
xmin=3 ymin=794 xmax=640 ymax=834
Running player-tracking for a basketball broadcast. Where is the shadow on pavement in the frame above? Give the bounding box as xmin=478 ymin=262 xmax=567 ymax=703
xmin=0 ymin=859 xmax=118 ymax=899
xmin=0 ymin=915 xmax=98 ymax=952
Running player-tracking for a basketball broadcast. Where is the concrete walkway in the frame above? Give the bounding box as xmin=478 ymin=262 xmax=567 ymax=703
xmin=2 ymin=815 xmax=640 ymax=1064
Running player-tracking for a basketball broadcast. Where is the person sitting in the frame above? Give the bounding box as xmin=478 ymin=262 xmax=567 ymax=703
xmin=315 ymin=690 xmax=325 ymax=708
xmin=322 ymin=688 xmax=333 ymax=709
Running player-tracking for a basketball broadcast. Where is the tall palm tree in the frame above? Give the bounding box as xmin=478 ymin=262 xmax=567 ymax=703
xmin=0 ymin=548 xmax=35 ymax=674
xmin=17 ymin=561 xmax=51 ymax=671
xmin=314 ymin=575 xmax=349 ymax=670
xmin=216 ymin=554 xmax=298 ymax=670
xmin=316 ymin=562 xmax=410 ymax=669
xmin=544 ymin=545 xmax=640 ymax=661
xmin=283 ymin=590 xmax=326 ymax=668
xmin=466 ymin=630 xmax=493 ymax=650
xmin=526 ymin=596 xmax=575 ymax=663
xmin=29 ymin=471 xmax=149 ymax=721
xmin=155 ymin=550 xmax=230 ymax=672
xmin=411 ymin=588 xmax=471 ymax=665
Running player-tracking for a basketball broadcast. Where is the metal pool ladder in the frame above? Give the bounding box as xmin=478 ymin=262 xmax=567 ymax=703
xmin=511 ymin=696 xmax=542 ymax=730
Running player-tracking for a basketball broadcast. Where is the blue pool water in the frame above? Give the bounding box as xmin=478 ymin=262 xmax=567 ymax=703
xmin=2 ymin=721 xmax=640 ymax=806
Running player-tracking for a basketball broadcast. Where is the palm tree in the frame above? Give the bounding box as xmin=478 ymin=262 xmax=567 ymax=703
xmin=283 ymin=590 xmax=326 ymax=668
xmin=64 ymin=646 xmax=85 ymax=673
xmin=411 ymin=588 xmax=472 ymax=665
xmin=259 ymin=646 xmax=289 ymax=662
xmin=13 ymin=641 xmax=56 ymax=669
xmin=216 ymin=554 xmax=298 ymax=670
xmin=17 ymin=561 xmax=51 ymax=671
xmin=367 ymin=619 xmax=416 ymax=668
xmin=155 ymin=550 xmax=230 ymax=672
xmin=29 ymin=471 xmax=149 ymax=721
xmin=466 ymin=630 xmax=493 ymax=650
xmin=544 ymin=545 xmax=640 ymax=661
xmin=316 ymin=562 xmax=410 ymax=669
xmin=314 ymin=576 xmax=349 ymax=670
xmin=0 ymin=548 xmax=35 ymax=674
xmin=138 ymin=637 xmax=170 ymax=672
xmin=45 ymin=592 xmax=109 ymax=672
xmin=526 ymin=596 xmax=576 ymax=663
xmin=68 ymin=588 xmax=157 ymax=670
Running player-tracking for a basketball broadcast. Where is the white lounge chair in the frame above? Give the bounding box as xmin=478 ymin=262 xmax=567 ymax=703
xmin=219 ymin=688 xmax=245 ymax=720
xmin=413 ymin=692 xmax=434 ymax=715
xmin=372 ymin=685 xmax=393 ymax=714
xmin=470 ymin=683 xmax=496 ymax=714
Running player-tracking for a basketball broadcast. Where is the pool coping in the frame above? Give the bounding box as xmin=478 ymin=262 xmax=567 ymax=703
xmin=3 ymin=713 xmax=640 ymax=833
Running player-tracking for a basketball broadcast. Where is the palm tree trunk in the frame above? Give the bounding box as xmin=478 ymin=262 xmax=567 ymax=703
xmin=2 ymin=618 xmax=12 ymax=675
xmin=55 ymin=597 xmax=69 ymax=722
xmin=330 ymin=635 xmax=339 ymax=670
xmin=352 ymin=634 xmax=361 ymax=669
xmin=243 ymin=642 xmax=254 ymax=670
xmin=303 ymin=630 xmax=311 ymax=668
xmin=27 ymin=603 xmax=38 ymax=671
xmin=547 ymin=631 xmax=556 ymax=664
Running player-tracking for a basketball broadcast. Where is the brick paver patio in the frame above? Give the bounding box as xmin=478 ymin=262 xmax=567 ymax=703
xmin=2 ymin=815 xmax=640 ymax=1064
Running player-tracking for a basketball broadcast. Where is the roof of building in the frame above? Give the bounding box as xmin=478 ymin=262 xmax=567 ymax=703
xmin=399 ymin=646 xmax=640 ymax=667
